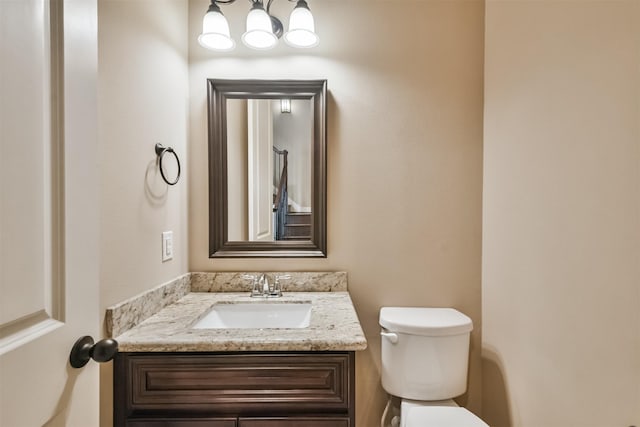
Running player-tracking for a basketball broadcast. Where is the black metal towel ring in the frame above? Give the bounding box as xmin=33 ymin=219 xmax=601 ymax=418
xmin=155 ymin=143 xmax=181 ymax=186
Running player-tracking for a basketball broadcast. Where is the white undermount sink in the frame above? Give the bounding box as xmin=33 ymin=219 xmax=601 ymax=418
xmin=192 ymin=302 xmax=312 ymax=329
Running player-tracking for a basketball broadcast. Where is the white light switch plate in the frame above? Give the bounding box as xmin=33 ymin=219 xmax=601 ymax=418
xmin=162 ymin=231 xmax=173 ymax=262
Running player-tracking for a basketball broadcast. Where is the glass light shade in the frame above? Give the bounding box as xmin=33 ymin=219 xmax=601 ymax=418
xmin=284 ymin=1 xmax=319 ymax=48
xmin=280 ymin=99 xmax=291 ymax=113
xmin=198 ymin=8 xmax=235 ymax=51
xmin=242 ymin=6 xmax=277 ymax=50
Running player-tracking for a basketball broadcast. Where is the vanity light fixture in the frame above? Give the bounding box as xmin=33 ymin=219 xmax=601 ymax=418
xmin=198 ymin=0 xmax=319 ymax=52
xmin=284 ymin=0 xmax=319 ymax=48
xmin=198 ymin=1 xmax=235 ymax=51
xmin=280 ymin=98 xmax=291 ymax=113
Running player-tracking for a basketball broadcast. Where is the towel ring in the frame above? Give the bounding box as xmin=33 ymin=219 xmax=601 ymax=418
xmin=155 ymin=143 xmax=181 ymax=186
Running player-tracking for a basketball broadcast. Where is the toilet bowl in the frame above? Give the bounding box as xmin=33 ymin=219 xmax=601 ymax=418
xmin=400 ymin=399 xmax=487 ymax=427
xmin=379 ymin=307 xmax=489 ymax=427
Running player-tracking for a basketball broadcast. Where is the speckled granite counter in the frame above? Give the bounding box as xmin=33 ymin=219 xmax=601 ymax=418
xmin=107 ymin=272 xmax=367 ymax=352
xmin=114 ymin=292 xmax=366 ymax=352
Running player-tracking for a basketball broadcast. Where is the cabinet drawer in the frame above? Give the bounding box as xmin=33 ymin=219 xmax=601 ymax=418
xmin=118 ymin=352 xmax=352 ymax=417
xmin=239 ymin=418 xmax=349 ymax=427
xmin=127 ymin=419 xmax=236 ymax=427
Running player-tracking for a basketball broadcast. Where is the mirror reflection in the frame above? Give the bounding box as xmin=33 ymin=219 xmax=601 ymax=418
xmin=207 ymin=79 xmax=326 ymax=258
xmin=226 ymin=98 xmax=313 ymax=242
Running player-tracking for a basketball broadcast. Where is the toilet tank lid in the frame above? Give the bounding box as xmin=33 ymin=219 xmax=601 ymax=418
xmin=379 ymin=307 xmax=473 ymax=336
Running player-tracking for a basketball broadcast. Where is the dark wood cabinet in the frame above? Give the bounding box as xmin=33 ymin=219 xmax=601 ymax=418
xmin=114 ymin=352 xmax=355 ymax=427
xmin=238 ymin=419 xmax=349 ymax=427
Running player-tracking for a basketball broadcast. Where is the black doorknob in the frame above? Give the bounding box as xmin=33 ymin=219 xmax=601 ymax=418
xmin=69 ymin=336 xmax=118 ymax=368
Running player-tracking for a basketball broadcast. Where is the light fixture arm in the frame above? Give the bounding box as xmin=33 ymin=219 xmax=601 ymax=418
xmin=206 ymin=1 xmax=222 ymax=14
xmin=209 ymin=0 xmax=301 ymax=12
xmin=265 ymin=0 xmax=299 ymax=15
xmin=264 ymin=0 xmax=299 ymax=38
xmin=264 ymin=0 xmax=298 ymax=15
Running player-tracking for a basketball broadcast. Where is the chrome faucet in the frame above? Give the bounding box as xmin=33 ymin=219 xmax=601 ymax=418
xmin=243 ymin=273 xmax=290 ymax=298
xmin=258 ymin=273 xmax=270 ymax=295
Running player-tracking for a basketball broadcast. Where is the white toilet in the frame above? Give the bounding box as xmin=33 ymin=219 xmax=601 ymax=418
xmin=379 ymin=307 xmax=488 ymax=427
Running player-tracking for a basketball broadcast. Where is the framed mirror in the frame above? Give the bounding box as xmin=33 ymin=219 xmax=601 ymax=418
xmin=207 ymin=79 xmax=327 ymax=258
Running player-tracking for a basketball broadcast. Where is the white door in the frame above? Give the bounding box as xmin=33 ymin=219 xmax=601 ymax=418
xmin=247 ymin=99 xmax=274 ymax=241
xmin=0 ymin=1 xmax=99 ymax=426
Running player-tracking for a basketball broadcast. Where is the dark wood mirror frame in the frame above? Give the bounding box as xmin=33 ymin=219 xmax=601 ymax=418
xmin=207 ymin=79 xmax=327 ymax=258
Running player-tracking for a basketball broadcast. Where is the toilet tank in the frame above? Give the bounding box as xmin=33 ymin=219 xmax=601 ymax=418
xmin=379 ymin=307 xmax=473 ymax=401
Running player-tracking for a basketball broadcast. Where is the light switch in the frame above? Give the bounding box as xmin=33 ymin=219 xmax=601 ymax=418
xmin=162 ymin=231 xmax=173 ymax=262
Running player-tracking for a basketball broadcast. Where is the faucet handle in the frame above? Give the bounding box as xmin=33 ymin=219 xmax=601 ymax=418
xmin=271 ymin=274 xmax=291 ymax=297
xmin=241 ymin=274 xmax=262 ymax=297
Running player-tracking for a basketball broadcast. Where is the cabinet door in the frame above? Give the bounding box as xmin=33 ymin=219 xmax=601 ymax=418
xmin=127 ymin=419 xmax=236 ymax=427
xmin=238 ymin=418 xmax=349 ymax=427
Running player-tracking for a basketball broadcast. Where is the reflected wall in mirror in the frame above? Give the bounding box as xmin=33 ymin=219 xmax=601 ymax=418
xmin=208 ymin=79 xmax=327 ymax=258
xmin=226 ymin=98 xmax=312 ymax=242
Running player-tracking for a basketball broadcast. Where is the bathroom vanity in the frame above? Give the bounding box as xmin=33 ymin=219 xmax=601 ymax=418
xmin=114 ymin=351 xmax=354 ymax=426
xmin=107 ymin=273 xmax=366 ymax=427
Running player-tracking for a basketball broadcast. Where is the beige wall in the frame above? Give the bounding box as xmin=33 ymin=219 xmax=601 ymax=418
xmin=189 ymin=0 xmax=484 ymax=424
xmin=227 ymin=99 xmax=249 ymax=240
xmin=98 ymin=0 xmax=190 ymax=425
xmin=482 ymin=1 xmax=640 ymax=426
xmin=273 ymin=98 xmax=313 ymax=210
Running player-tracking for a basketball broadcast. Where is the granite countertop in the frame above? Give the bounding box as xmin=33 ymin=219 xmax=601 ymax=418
xmin=114 ymin=291 xmax=367 ymax=352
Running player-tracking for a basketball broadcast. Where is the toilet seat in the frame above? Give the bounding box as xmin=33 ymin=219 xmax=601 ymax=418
xmin=404 ymin=406 xmax=489 ymax=427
